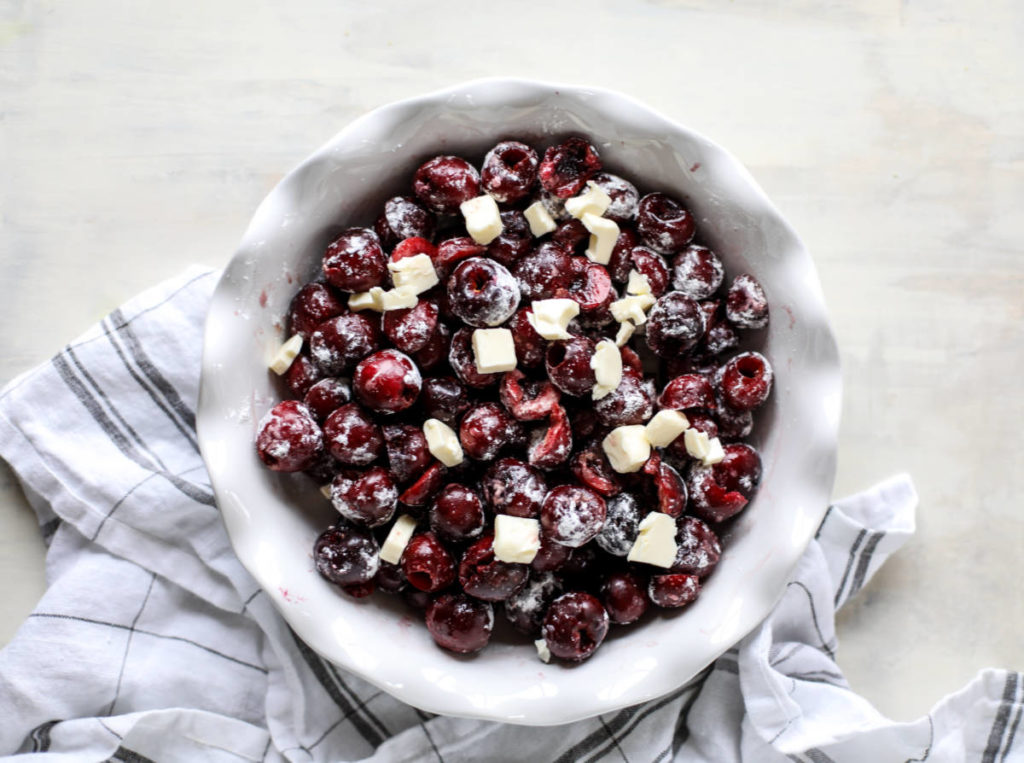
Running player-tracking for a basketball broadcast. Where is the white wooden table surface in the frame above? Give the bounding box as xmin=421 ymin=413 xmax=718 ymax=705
xmin=2 ymin=0 xmax=1021 ymax=724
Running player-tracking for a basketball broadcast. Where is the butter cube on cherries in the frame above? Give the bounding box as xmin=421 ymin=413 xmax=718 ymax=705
xmin=460 ymin=194 xmax=504 ymax=245
xmin=379 ymin=514 xmax=418 ymax=564
xmin=423 ymin=419 xmax=464 ymax=467
xmin=493 ymin=515 xmax=541 ymax=564
xmin=564 ymin=181 xmax=611 ymax=219
xmin=471 ymin=328 xmax=517 ymax=374
xmin=268 ymin=335 xmax=304 ymax=375
xmin=602 ymin=425 xmax=652 ymax=473
xmin=627 ymin=512 xmax=678 ymax=568
xmin=524 ymin=201 xmax=557 ymax=236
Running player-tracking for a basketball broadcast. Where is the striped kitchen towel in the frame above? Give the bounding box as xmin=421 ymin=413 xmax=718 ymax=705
xmin=0 ymin=266 xmax=1020 ymax=762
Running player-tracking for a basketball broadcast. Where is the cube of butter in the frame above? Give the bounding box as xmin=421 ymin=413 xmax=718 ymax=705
xmin=268 ymin=334 xmax=304 ymax=375
xmin=493 ymin=514 xmax=541 ymax=564
xmin=524 ymin=201 xmax=557 ymax=237
xmin=684 ymin=427 xmax=711 ymax=460
xmin=564 ymin=181 xmax=612 ymax=219
xmin=627 ymin=512 xmax=678 ymax=568
xmin=471 ymin=328 xmax=517 ymax=374
xmin=615 ymin=321 xmax=636 ymax=347
xmin=379 ymin=286 xmax=419 ymax=311
xmin=348 ymin=287 xmax=385 ymax=313
xmin=388 ymin=253 xmax=439 ymax=295
xmin=423 ymin=418 xmax=464 ymax=467
xmin=460 ymin=194 xmax=504 ymax=245
xmin=379 ymin=514 xmax=418 ymax=565
xmin=703 ymin=436 xmax=725 ymax=466
xmin=609 ymin=294 xmax=656 ymax=326
xmin=527 ymin=299 xmax=579 ymax=340
xmin=582 ymin=212 xmax=620 ymax=265
xmin=626 ymin=270 xmax=653 ymax=296
xmin=602 ymin=425 xmax=652 ymax=473
xmin=535 ymin=638 xmax=552 ymax=663
xmin=645 ymin=410 xmax=690 ymax=447
xmin=591 ymin=340 xmax=622 ymax=400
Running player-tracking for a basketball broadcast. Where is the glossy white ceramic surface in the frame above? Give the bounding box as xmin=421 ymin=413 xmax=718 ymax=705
xmin=196 ymin=78 xmax=841 ymax=725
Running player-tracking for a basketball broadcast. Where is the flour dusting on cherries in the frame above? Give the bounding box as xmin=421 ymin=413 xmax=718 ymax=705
xmin=254 ymin=136 xmax=774 ymax=662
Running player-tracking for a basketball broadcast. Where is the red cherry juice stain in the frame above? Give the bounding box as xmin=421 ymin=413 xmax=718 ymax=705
xmin=689 ymin=162 xmax=701 ymax=172
xmin=286 ymin=272 xmax=294 ymax=284
xmin=782 ymin=304 xmax=796 ymax=330
xmin=259 ymin=289 xmax=268 ymax=308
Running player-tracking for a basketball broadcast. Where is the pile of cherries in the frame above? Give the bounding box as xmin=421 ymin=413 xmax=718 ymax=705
xmin=255 ymin=136 xmax=773 ymax=663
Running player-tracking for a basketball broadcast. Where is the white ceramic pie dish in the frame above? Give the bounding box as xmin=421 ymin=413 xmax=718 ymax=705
xmin=197 ymin=78 xmax=841 ymax=725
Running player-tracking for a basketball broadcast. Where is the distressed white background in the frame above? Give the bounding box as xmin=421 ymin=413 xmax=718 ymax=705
xmin=1 ymin=0 xmax=1021 ymax=722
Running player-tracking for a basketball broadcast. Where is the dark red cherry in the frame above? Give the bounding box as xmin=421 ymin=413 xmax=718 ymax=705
xmin=594 ymin=369 xmax=654 ymax=427
xmin=402 ymin=532 xmax=456 ymax=592
xmin=425 ymin=592 xmax=493 ymax=654
xmin=590 ymin=172 xmax=639 ymax=223
xmin=719 ymin=352 xmax=773 ymax=411
xmin=419 ymin=376 xmax=471 ymax=426
xmin=458 ymin=535 xmax=529 ymax=602
xmin=528 ymin=405 xmax=573 ymax=470
xmin=382 ymin=424 xmax=431 ymax=484
xmin=570 ymin=446 xmax=622 ymax=497
xmin=411 ymin=321 xmax=450 ymax=372
xmin=594 ymin=492 xmax=642 ymax=557
xmin=353 ymin=350 xmax=422 ymax=413
xmin=671 ymin=517 xmax=722 ymax=577
xmin=602 ymin=571 xmax=649 ymax=625
xmin=323 ymin=403 xmax=383 ymax=466
xmin=308 ymin=312 xmax=381 ymax=376
xmin=648 ymin=574 xmax=700 ymax=608
xmin=687 ymin=443 xmax=762 ymax=523
xmin=322 ymin=228 xmax=387 ymax=292
xmin=314 ymin=525 xmax=379 ymax=586
xmin=481 ymin=458 xmax=548 ymax=518
xmin=434 ymin=236 xmax=487 ymax=278
xmin=538 ymin=137 xmax=602 ymax=198
xmin=329 ymin=467 xmax=397 ymax=528
xmin=500 ymin=370 xmax=561 ymax=421
xmin=545 ymin=337 xmax=597 ymax=397
xmin=430 ymin=484 xmax=486 ymax=541
xmin=398 ymin=462 xmax=447 ymax=508
xmin=481 ymin=141 xmax=539 ymax=204
xmin=540 ymin=485 xmax=606 ymax=548
xmin=542 ymin=592 xmax=609 ymax=662
xmin=725 ymin=274 xmax=769 ymax=329
xmin=636 ymin=193 xmax=695 ymax=254
xmin=627 ymin=247 xmax=670 ymax=297
xmin=447 ymin=257 xmax=520 ymax=328
xmin=303 ymin=377 xmax=352 ymax=422
xmin=284 ymin=354 xmax=323 ymax=399
xmin=672 ymin=245 xmax=724 ymax=300
xmin=487 ymin=210 xmax=532 ymax=268
xmin=645 ymin=293 xmax=706 ymax=357
xmin=658 ymin=374 xmax=716 ymax=411
xmin=287 ymin=283 xmax=345 ymax=340
xmin=513 ymin=241 xmax=575 ymax=301
xmin=459 ymin=403 xmax=522 ymax=461
xmin=382 ymin=299 xmax=439 ymax=354
xmin=255 ymin=400 xmax=323 ymax=472
xmin=504 ymin=572 xmax=561 ymax=636
xmin=506 ymin=307 xmax=547 ymax=369
xmin=374 ymin=196 xmax=437 ymax=249
xmin=413 ymin=156 xmax=481 ymax=215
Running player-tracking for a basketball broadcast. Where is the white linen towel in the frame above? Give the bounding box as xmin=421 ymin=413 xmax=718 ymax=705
xmin=0 ymin=267 xmax=1020 ymax=762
